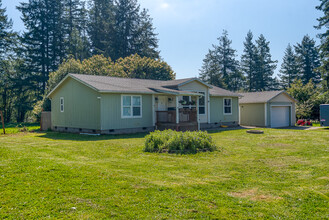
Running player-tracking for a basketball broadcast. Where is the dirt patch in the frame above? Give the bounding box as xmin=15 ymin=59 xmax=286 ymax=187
xmin=229 ymin=188 xmax=282 ymax=201
xmin=317 ymin=176 xmax=329 ymax=180
xmin=258 ymin=142 xmax=293 ymax=148
xmin=75 ymin=198 xmax=100 ymax=209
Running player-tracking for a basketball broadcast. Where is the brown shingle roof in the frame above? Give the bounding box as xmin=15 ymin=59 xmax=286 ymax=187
xmin=48 ymin=74 xmax=241 ymax=97
xmin=239 ymin=91 xmax=293 ymax=103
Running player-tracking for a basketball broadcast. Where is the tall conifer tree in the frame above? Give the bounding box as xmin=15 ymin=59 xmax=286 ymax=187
xmin=89 ymin=0 xmax=115 ymax=57
xmin=241 ymin=31 xmax=257 ymax=91
xmin=294 ymin=35 xmax=321 ymax=84
xmin=63 ymin=0 xmax=90 ymax=60
xmin=199 ymin=30 xmax=242 ymax=91
xmin=89 ymin=0 xmax=159 ymax=60
xmin=279 ymin=44 xmax=299 ymax=88
xmin=315 ymin=0 xmax=329 ymax=89
xmin=18 ymin=0 xmax=65 ymax=93
xmin=0 ymin=0 xmax=17 ymax=122
xmin=254 ymin=34 xmax=277 ymax=91
xmin=199 ymin=49 xmax=222 ymax=87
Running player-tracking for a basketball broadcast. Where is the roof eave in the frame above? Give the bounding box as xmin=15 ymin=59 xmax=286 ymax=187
xmin=239 ymin=102 xmax=267 ymax=104
xmin=210 ymin=94 xmax=242 ymax=97
xmin=47 ymin=74 xmax=101 ymax=98
xmin=153 ymin=88 xmax=202 ymax=96
xmin=99 ymin=90 xmax=156 ymax=94
xmin=47 ymin=74 xmax=71 ymax=98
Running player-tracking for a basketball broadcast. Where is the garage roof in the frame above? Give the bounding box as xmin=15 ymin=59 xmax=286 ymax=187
xmin=239 ymin=90 xmax=297 ymax=104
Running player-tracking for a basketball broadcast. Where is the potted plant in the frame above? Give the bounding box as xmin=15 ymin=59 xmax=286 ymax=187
xmin=179 ymin=100 xmax=188 ymax=105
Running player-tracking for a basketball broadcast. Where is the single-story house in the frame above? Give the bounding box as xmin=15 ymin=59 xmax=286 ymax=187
xmin=47 ymin=74 xmax=242 ymax=134
xmin=239 ymin=91 xmax=297 ymax=128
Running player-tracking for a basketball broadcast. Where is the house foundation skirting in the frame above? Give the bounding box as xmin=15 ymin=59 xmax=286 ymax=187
xmin=200 ymin=121 xmax=239 ymax=130
xmin=52 ymin=126 xmax=155 ymax=135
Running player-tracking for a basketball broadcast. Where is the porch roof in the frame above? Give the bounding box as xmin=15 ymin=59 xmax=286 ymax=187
xmin=151 ymin=87 xmax=202 ymax=96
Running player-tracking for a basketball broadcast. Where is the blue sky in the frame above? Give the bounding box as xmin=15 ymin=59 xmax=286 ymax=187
xmin=3 ymin=0 xmax=323 ymax=79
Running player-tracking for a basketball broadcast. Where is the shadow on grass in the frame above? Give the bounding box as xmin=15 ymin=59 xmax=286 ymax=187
xmin=36 ymin=131 xmax=149 ymax=141
xmin=272 ymin=126 xmax=325 ymax=131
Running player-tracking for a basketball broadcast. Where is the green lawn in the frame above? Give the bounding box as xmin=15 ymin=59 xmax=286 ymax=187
xmin=0 ymin=123 xmax=40 ymax=134
xmin=0 ymin=127 xmax=329 ymax=219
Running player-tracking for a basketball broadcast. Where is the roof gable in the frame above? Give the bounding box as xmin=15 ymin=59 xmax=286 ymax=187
xmin=269 ymin=92 xmax=297 ymax=103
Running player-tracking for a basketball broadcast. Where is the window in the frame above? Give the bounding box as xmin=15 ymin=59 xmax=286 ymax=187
xmin=224 ymin=98 xmax=232 ymax=115
xmin=60 ymin=97 xmax=64 ymax=112
xmin=122 ymin=95 xmax=142 ymax=118
xmin=182 ymin=96 xmax=190 ymax=109
xmin=198 ymin=92 xmax=205 ymax=115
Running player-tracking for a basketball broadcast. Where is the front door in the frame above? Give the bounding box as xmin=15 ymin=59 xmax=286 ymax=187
xmin=198 ymin=91 xmax=207 ymax=123
xmin=158 ymin=96 xmax=168 ymax=111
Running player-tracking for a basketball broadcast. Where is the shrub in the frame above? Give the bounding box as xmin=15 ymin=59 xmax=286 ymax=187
xmin=144 ymin=130 xmax=217 ymax=154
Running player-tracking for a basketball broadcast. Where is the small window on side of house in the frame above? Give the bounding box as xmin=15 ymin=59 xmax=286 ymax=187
xmin=224 ymin=98 xmax=232 ymax=115
xmin=60 ymin=97 xmax=64 ymax=112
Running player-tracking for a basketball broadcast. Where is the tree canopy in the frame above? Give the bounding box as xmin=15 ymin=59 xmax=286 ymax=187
xmin=200 ymin=30 xmax=243 ymax=91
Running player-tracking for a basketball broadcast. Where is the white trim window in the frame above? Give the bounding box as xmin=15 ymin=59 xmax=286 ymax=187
xmin=60 ymin=97 xmax=64 ymax=112
xmin=224 ymin=98 xmax=232 ymax=115
xmin=198 ymin=92 xmax=205 ymax=115
xmin=122 ymin=95 xmax=142 ymax=118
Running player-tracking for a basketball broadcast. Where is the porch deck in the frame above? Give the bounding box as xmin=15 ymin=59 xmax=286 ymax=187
xmin=156 ymin=109 xmax=198 ymax=131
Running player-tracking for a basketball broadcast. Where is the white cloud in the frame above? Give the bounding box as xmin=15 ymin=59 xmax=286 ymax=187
xmin=160 ymin=2 xmax=170 ymax=10
xmin=140 ymin=0 xmax=171 ymax=11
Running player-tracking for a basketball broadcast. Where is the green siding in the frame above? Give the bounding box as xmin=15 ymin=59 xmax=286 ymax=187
xmin=239 ymin=103 xmax=265 ymax=127
xmin=100 ymin=94 xmax=153 ymax=130
xmin=179 ymin=81 xmax=208 ymax=91
xmin=210 ymin=97 xmax=239 ymax=123
xmin=50 ymin=78 xmax=101 ymax=129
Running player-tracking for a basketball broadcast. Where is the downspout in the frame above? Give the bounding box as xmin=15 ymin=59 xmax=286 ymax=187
xmin=176 ymin=96 xmax=179 ymax=131
xmin=207 ymin=89 xmax=211 ymax=124
xmin=152 ymin=94 xmax=156 ymax=128
xmin=98 ymin=96 xmax=102 ymax=133
xmin=197 ymin=95 xmax=200 ymax=130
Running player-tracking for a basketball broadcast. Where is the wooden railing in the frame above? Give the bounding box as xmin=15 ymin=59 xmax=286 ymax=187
xmin=156 ymin=110 xmax=176 ymax=123
xmin=156 ymin=109 xmax=197 ymax=124
xmin=179 ymin=109 xmax=197 ymax=122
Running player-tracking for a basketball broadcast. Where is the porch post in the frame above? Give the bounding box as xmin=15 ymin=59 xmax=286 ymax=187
xmin=152 ymin=95 xmax=156 ymax=127
xmin=197 ymin=95 xmax=200 ymax=130
xmin=207 ymin=90 xmax=211 ymax=124
xmin=176 ymin=96 xmax=179 ymax=124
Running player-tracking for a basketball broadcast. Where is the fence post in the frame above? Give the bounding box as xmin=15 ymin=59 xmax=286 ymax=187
xmin=0 ymin=110 xmax=5 ymax=135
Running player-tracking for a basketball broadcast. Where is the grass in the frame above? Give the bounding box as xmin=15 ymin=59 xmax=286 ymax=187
xmin=0 ymin=126 xmax=329 ymax=219
xmin=0 ymin=122 xmax=40 ymax=134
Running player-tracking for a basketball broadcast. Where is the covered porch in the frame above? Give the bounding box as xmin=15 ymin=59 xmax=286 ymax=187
xmin=153 ymin=92 xmax=203 ymax=131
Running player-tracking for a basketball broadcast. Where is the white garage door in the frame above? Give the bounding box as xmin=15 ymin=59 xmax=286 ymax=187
xmin=271 ymin=106 xmax=290 ymax=128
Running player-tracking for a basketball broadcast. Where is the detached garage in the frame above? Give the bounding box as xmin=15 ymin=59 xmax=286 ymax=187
xmin=239 ymin=91 xmax=297 ymax=128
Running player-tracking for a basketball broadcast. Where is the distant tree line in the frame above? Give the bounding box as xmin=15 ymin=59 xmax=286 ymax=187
xmin=199 ymin=31 xmax=321 ymax=93
xmin=0 ymin=0 xmax=174 ymax=123
xmin=200 ymin=0 xmax=329 ymax=119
